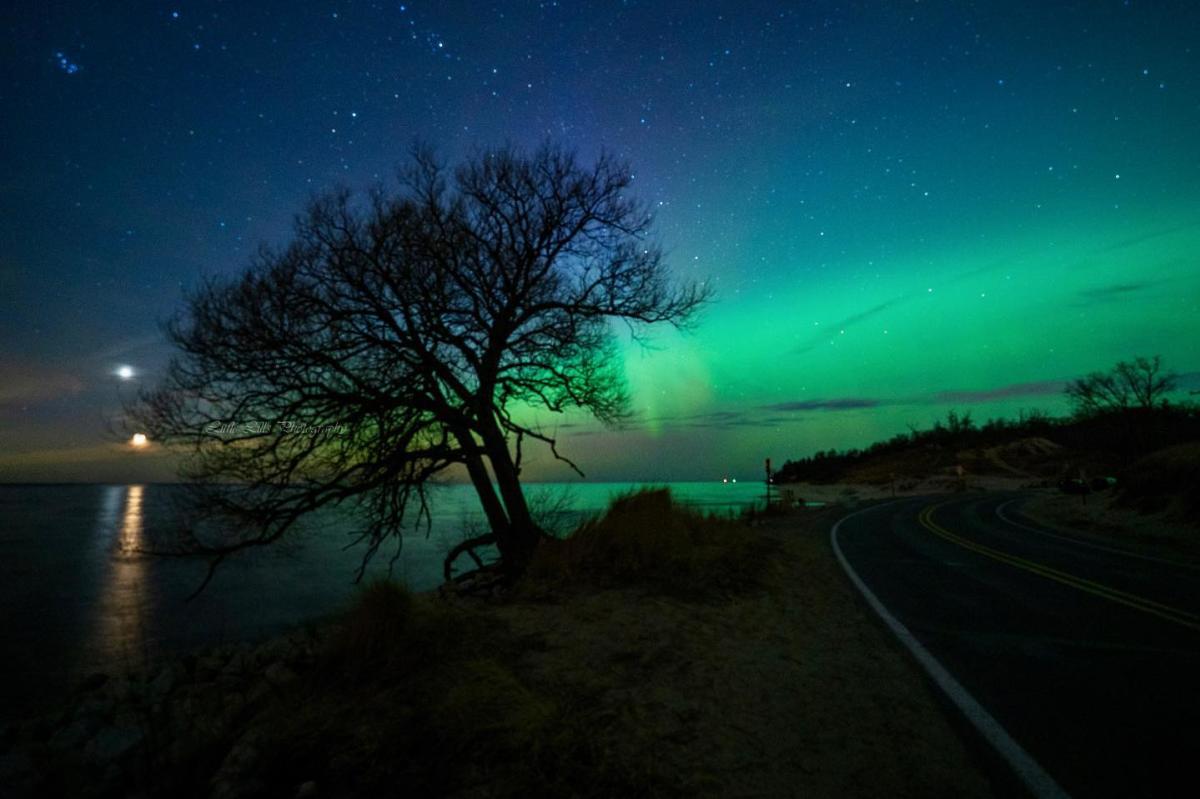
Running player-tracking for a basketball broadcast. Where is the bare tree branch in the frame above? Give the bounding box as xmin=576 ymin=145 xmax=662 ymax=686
xmin=128 ymin=142 xmax=708 ymax=590
xmin=1066 ymin=355 xmax=1177 ymax=416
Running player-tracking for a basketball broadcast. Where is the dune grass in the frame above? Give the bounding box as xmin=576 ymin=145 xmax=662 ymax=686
xmin=525 ymin=487 xmax=778 ymax=600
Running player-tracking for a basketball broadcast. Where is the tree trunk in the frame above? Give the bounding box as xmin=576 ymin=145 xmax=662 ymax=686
xmin=477 ymin=414 xmax=541 ymax=572
xmin=447 ymin=425 xmax=534 ymax=583
xmin=452 ymin=426 xmax=510 ymax=536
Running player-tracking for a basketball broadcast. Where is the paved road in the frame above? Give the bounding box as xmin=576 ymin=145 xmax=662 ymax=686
xmin=834 ymin=493 xmax=1200 ymax=798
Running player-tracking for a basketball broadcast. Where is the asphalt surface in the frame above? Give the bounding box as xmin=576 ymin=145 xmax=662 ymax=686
xmin=834 ymin=493 xmax=1200 ymax=799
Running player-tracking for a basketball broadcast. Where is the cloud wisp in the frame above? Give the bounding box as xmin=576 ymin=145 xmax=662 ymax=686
xmin=0 ymin=361 xmax=86 ymax=408
xmin=1098 ymin=223 xmax=1192 ymax=253
xmin=569 ymin=375 xmax=1082 ymax=442
xmin=932 ymin=380 xmax=1066 ymax=404
xmin=765 ymin=378 xmax=1069 ymax=415
xmin=1073 ymin=281 xmax=1158 ymax=304
xmin=794 ymin=298 xmax=904 ymax=354
xmin=762 ymin=398 xmax=882 ymax=412
xmin=792 ymin=258 xmax=1018 ymax=356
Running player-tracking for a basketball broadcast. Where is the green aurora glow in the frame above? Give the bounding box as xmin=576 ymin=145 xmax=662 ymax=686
xmin=2 ymin=2 xmax=1198 ymax=482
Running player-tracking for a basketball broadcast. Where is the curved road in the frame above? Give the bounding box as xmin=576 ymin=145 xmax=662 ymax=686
xmin=833 ymin=493 xmax=1200 ymax=798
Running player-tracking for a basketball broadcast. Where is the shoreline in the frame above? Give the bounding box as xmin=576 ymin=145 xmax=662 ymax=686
xmin=1 ymin=498 xmax=1002 ymax=797
xmin=30 ymin=479 xmax=1190 ymax=796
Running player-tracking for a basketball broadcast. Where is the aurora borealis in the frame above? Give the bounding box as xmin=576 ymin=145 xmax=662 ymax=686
xmin=2 ymin=1 xmax=1198 ymax=482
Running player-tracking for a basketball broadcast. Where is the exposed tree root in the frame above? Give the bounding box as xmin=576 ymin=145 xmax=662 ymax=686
xmin=442 ymin=533 xmax=503 ymax=594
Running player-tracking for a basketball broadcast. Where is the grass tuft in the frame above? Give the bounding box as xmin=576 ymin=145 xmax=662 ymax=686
xmin=525 ymin=487 xmax=776 ymax=599
xmin=332 ymin=580 xmax=413 ymax=662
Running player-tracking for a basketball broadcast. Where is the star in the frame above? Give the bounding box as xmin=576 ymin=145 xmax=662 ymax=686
xmin=54 ymin=52 xmax=80 ymax=75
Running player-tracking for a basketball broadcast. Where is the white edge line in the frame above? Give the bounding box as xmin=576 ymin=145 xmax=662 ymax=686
xmin=831 ymin=501 xmax=1071 ymax=799
xmin=995 ymin=498 xmax=1199 ymax=571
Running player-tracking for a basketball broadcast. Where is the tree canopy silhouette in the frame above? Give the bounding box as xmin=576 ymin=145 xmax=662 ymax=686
xmin=1065 ymin=355 xmax=1177 ymax=416
xmin=132 ymin=143 xmax=709 ymax=589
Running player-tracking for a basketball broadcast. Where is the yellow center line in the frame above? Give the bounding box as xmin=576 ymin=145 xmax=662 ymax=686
xmin=918 ymin=503 xmax=1200 ymax=633
xmin=920 ymin=506 xmax=1195 ymax=618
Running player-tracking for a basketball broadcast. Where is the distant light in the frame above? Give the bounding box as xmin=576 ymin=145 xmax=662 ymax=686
xmin=117 ymin=365 xmax=135 ymax=380
xmin=130 ymin=433 xmax=148 ymax=447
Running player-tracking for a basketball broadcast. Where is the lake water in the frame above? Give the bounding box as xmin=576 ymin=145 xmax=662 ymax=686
xmin=0 ymin=481 xmax=765 ymax=718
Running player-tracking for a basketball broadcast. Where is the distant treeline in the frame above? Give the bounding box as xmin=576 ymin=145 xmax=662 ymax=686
xmin=777 ymin=356 xmax=1200 ymax=485
xmin=773 ymin=404 xmax=1200 ymax=485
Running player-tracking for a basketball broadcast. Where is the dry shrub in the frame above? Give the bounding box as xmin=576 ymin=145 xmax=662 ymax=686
xmin=1118 ymin=442 xmax=1200 ymax=520
xmin=321 ymin=580 xmax=482 ymax=685
xmin=332 ymin=580 xmax=413 ymax=663
xmin=526 ymin=487 xmax=775 ymax=598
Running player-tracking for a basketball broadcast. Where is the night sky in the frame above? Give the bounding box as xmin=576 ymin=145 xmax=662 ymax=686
xmin=2 ymin=1 xmax=1198 ymax=482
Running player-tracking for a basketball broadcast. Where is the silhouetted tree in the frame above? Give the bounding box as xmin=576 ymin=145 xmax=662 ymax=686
xmin=131 ymin=143 xmax=709 ymax=589
xmin=1065 ymin=355 xmax=1177 ymax=417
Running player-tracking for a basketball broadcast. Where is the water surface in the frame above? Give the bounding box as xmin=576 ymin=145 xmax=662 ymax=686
xmin=0 ymin=481 xmax=764 ymax=718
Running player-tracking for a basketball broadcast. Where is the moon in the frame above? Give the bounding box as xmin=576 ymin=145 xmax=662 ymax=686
xmin=117 ymin=365 xmax=135 ymax=380
xmin=130 ymin=433 xmax=148 ymax=447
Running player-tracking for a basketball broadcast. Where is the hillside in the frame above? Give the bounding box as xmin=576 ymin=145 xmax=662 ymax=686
xmin=773 ymin=407 xmax=1200 ymax=522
